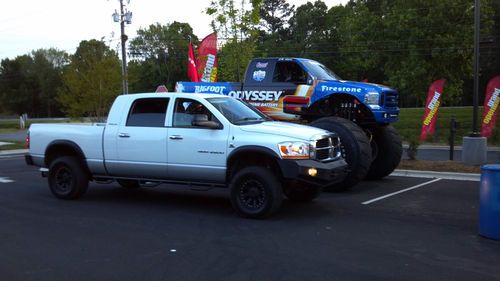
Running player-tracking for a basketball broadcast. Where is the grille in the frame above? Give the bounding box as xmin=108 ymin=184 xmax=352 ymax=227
xmin=382 ymin=91 xmax=399 ymax=108
xmin=313 ymin=135 xmax=341 ymax=162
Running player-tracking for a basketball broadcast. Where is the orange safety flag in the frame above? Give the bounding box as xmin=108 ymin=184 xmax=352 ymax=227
xmin=196 ymin=33 xmax=218 ymax=82
xmin=187 ymin=42 xmax=199 ymax=82
xmin=481 ymin=76 xmax=500 ymax=137
xmin=420 ymin=79 xmax=446 ymax=141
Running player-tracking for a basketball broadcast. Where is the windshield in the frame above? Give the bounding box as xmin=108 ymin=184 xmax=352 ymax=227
xmin=207 ymin=97 xmax=271 ymax=125
xmin=301 ymin=60 xmax=342 ymax=81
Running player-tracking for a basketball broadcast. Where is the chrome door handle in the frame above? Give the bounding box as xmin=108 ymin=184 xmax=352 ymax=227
xmin=169 ymin=135 xmax=183 ymax=140
xmin=118 ymin=133 xmax=130 ymax=138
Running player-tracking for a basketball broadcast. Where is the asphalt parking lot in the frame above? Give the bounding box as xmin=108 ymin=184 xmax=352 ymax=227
xmin=1 ymin=155 xmax=499 ymax=281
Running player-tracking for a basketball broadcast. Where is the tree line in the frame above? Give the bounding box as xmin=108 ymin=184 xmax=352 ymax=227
xmin=0 ymin=0 xmax=498 ymax=118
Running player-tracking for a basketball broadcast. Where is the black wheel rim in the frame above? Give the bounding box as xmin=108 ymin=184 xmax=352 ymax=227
xmin=54 ymin=166 xmax=73 ymax=194
xmin=238 ymin=179 xmax=266 ymax=211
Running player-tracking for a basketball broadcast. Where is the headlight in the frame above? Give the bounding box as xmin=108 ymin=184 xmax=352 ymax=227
xmin=364 ymin=92 xmax=380 ymax=105
xmin=278 ymin=142 xmax=310 ymax=159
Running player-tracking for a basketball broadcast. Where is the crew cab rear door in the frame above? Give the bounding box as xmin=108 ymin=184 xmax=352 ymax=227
xmin=167 ymin=97 xmax=229 ymax=183
xmin=105 ymin=97 xmax=169 ymax=179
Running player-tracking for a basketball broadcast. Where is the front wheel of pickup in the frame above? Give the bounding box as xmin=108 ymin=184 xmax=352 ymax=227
xmin=48 ymin=156 xmax=88 ymax=199
xmin=229 ymin=166 xmax=283 ymax=219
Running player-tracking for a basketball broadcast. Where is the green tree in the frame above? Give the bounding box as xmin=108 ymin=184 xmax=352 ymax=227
xmin=207 ymin=0 xmax=262 ymax=39
xmin=333 ymin=1 xmax=385 ymax=81
xmin=57 ymin=40 xmax=121 ymax=119
xmin=287 ymin=1 xmax=330 ymax=57
xmin=128 ymin=22 xmax=197 ymax=91
xmin=0 ymin=55 xmax=35 ymax=115
xmin=259 ymin=0 xmax=294 ymax=34
xmin=31 ymin=48 xmax=68 ymax=117
xmin=379 ymin=0 xmax=494 ymax=107
xmin=0 ymin=48 xmax=67 ymax=117
xmin=206 ymin=0 xmax=262 ymax=81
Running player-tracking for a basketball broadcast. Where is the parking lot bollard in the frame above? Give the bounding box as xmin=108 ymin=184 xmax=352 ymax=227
xmin=479 ymin=164 xmax=500 ymax=240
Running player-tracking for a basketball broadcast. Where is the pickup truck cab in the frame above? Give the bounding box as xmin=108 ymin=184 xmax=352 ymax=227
xmin=26 ymin=93 xmax=347 ymax=218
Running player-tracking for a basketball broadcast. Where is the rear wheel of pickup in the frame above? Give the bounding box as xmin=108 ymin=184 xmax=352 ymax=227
xmin=310 ymin=117 xmax=372 ymax=192
xmin=229 ymin=166 xmax=283 ymax=218
xmin=365 ymin=125 xmax=402 ymax=180
xmin=284 ymin=183 xmax=321 ymax=203
xmin=48 ymin=156 xmax=88 ymax=199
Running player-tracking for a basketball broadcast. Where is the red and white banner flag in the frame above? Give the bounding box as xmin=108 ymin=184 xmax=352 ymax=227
xmin=196 ymin=33 xmax=218 ymax=82
xmin=187 ymin=42 xmax=199 ymax=82
xmin=420 ymin=79 xmax=446 ymax=141
xmin=481 ymin=76 xmax=500 ymax=138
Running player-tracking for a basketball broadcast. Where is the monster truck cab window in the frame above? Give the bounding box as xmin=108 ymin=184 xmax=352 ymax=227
xmin=273 ymin=61 xmax=307 ymax=84
xmin=126 ymin=98 xmax=169 ymax=127
xmin=173 ymin=98 xmax=220 ymax=128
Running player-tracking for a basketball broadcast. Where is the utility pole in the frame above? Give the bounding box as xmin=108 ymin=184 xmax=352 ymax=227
xmin=113 ymin=0 xmax=132 ymax=94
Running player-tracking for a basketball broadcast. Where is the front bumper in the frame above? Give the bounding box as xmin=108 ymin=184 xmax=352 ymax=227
xmin=372 ymin=108 xmax=399 ymax=124
xmin=277 ymin=158 xmax=348 ymax=187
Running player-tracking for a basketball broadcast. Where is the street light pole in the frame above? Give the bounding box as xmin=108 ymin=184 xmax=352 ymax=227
xmin=462 ymin=0 xmax=487 ymax=165
xmin=472 ymin=0 xmax=480 ymax=136
xmin=113 ymin=0 xmax=132 ymax=95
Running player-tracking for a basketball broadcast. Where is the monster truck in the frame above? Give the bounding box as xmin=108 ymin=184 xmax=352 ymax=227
xmin=176 ymin=57 xmax=402 ymax=191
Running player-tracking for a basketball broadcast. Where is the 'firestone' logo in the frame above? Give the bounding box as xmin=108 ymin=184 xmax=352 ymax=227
xmin=321 ymin=85 xmax=362 ymax=93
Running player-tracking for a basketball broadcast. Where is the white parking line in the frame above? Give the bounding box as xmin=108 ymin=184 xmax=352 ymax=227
xmin=362 ymin=178 xmax=442 ymax=205
xmin=0 ymin=177 xmax=14 ymax=183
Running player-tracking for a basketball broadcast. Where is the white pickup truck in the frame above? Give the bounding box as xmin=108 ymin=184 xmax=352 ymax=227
xmin=26 ymin=93 xmax=347 ymax=218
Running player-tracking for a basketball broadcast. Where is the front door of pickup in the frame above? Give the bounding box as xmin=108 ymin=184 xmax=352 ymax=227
xmin=167 ymin=97 xmax=229 ymax=183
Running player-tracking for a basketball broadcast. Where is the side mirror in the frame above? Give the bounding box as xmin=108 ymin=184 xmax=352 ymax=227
xmin=192 ymin=114 xmax=222 ymax=129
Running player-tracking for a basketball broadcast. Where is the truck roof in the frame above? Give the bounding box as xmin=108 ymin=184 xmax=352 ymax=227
xmin=116 ymin=92 xmax=229 ymax=100
xmin=252 ymin=57 xmax=314 ymax=63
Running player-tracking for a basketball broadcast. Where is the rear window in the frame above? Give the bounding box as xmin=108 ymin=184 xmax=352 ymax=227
xmin=126 ymin=98 xmax=169 ymax=127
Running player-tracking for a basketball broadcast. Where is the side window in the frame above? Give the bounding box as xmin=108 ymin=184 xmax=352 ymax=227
xmin=173 ymin=98 xmax=219 ymax=128
xmin=126 ymin=98 xmax=169 ymax=127
xmin=273 ymin=62 xmax=307 ymax=84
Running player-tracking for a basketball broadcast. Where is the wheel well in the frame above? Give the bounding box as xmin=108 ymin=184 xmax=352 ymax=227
xmin=45 ymin=142 xmax=90 ymax=175
xmin=306 ymin=93 xmax=375 ymax=125
xmin=227 ymin=150 xmax=281 ymax=181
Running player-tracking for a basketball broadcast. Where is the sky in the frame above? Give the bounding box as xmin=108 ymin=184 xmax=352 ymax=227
xmin=0 ymin=0 xmax=348 ymax=60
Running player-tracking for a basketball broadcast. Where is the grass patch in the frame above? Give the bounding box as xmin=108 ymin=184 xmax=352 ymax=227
xmin=0 ymin=141 xmax=25 ymax=151
xmin=395 ymin=106 xmax=500 ymax=146
xmin=0 ymin=128 xmax=20 ymax=134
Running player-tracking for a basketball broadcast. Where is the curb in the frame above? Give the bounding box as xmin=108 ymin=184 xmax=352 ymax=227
xmin=0 ymin=149 xmax=28 ymax=156
xmin=402 ymin=144 xmax=500 ymax=152
xmin=391 ymin=169 xmax=480 ymax=182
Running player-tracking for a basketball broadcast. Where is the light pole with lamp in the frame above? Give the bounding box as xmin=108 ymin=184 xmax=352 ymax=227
xmin=112 ymin=0 xmax=132 ymax=95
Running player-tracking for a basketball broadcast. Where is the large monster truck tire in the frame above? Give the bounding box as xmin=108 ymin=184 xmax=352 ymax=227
xmin=365 ymin=125 xmax=402 ymax=180
xmin=310 ymin=117 xmax=372 ymax=192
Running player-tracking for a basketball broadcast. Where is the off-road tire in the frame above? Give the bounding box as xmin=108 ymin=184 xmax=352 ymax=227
xmin=284 ymin=184 xmax=321 ymax=203
xmin=310 ymin=117 xmax=372 ymax=191
xmin=48 ymin=156 xmax=89 ymax=199
xmin=229 ymin=166 xmax=283 ymax=218
xmin=366 ymin=125 xmax=402 ymax=180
